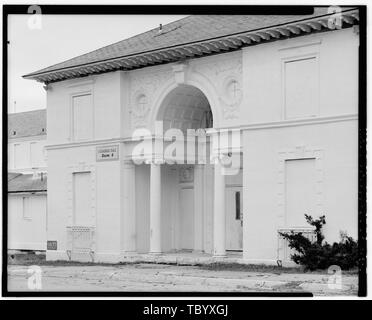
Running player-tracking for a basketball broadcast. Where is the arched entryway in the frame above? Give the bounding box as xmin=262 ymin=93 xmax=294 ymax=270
xmin=156 ymin=84 xmax=213 ymax=131
xmin=157 ymin=85 xmax=213 ymax=253
xmin=134 ymin=84 xmax=243 ymax=256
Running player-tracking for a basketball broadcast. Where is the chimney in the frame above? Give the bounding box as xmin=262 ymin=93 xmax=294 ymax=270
xmin=158 ymin=23 xmax=163 ymax=34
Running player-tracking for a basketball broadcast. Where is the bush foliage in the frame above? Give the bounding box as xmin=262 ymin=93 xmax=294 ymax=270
xmin=279 ymin=214 xmax=358 ymax=271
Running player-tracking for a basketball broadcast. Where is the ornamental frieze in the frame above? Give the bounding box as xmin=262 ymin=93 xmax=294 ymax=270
xmin=192 ymin=55 xmax=243 ymax=120
xmin=129 ymin=70 xmax=173 ymax=128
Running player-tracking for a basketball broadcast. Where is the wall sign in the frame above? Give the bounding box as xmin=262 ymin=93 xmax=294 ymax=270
xmin=96 ymin=145 xmax=119 ymax=161
xmin=47 ymin=240 xmax=57 ymax=250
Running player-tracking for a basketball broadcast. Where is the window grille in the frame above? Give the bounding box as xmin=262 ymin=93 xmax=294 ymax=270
xmin=66 ymin=226 xmax=95 ymax=262
xmin=277 ymin=227 xmax=316 ymax=265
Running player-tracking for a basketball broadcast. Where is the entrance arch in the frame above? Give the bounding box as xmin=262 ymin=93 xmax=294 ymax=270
xmin=156 ymin=84 xmax=213 ymax=132
xmin=150 ymin=74 xmax=221 ymax=131
xmin=156 ymin=84 xmax=214 ymax=252
xmin=139 ymin=83 xmax=243 ymax=256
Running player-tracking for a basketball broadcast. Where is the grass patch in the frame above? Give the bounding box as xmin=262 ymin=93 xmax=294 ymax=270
xmin=197 ymin=262 xmax=303 ymax=274
xmin=7 ymin=253 xmax=131 ymax=267
xmin=7 ymin=252 xmax=359 ymax=275
xmin=8 ymin=252 xmax=46 ymax=266
xmin=197 ymin=262 xmax=359 ymax=275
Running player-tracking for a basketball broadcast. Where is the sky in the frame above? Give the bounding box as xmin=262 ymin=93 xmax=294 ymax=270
xmin=8 ymin=14 xmax=187 ymax=113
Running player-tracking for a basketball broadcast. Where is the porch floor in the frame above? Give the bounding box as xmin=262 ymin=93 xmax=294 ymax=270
xmin=121 ymin=251 xmax=243 ymax=265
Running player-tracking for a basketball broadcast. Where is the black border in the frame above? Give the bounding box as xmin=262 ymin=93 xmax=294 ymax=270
xmin=2 ymin=4 xmax=367 ymax=298
xmin=357 ymin=5 xmax=367 ymax=298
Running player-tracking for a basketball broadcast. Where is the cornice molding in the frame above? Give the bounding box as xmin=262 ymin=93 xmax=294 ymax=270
xmin=45 ymin=113 xmax=357 ymax=150
xmin=24 ymin=9 xmax=359 ymax=84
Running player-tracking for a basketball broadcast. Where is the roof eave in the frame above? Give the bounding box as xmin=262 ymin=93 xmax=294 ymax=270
xmin=23 ymin=9 xmax=359 ymax=84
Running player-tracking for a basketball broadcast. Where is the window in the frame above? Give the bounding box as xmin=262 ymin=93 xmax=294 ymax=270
xmin=284 ymin=57 xmax=318 ymax=119
xmin=285 ymin=158 xmax=316 ymax=227
xmin=14 ymin=143 xmax=28 ymax=169
xmin=22 ymin=197 xmax=32 ymax=220
xmin=30 ymin=142 xmax=43 ymax=168
xmin=72 ymin=94 xmax=93 ymax=141
xmin=73 ymin=172 xmax=92 ymax=226
xmin=235 ymin=191 xmax=241 ymax=220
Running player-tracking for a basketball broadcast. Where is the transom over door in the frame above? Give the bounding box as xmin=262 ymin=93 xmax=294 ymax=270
xmin=225 ymin=186 xmax=243 ymax=251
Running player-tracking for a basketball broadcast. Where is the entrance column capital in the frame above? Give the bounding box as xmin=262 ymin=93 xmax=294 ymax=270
xmin=145 ymin=158 xmax=165 ymax=165
xmin=123 ymin=158 xmax=135 ymax=167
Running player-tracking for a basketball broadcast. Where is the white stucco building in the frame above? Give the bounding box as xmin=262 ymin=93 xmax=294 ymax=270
xmin=8 ymin=110 xmax=47 ymax=251
xmin=24 ymin=9 xmax=360 ymax=264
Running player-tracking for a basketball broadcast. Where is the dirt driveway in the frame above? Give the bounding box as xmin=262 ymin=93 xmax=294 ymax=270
xmin=7 ymin=262 xmax=358 ymax=295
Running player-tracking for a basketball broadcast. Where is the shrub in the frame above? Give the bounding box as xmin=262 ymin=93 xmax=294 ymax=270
xmin=279 ymin=215 xmax=358 ymax=271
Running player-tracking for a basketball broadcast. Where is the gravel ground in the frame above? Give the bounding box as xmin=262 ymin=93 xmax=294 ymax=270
xmin=7 ymin=263 xmax=358 ymax=295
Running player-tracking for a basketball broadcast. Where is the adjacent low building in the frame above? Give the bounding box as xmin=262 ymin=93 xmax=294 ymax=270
xmin=8 ymin=109 xmax=47 ymax=251
xmin=8 ymin=109 xmax=47 ymax=173
xmin=8 ymin=172 xmax=47 ymax=251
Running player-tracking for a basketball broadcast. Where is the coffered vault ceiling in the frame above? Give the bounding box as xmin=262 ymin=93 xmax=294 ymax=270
xmin=157 ymin=85 xmax=212 ymax=131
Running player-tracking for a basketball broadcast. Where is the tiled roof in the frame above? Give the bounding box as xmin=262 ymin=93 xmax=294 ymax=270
xmin=24 ymin=7 xmax=358 ymax=83
xmin=8 ymin=109 xmax=46 ymax=139
xmin=8 ymin=173 xmax=47 ymax=193
xmin=8 ymin=172 xmax=22 ymax=182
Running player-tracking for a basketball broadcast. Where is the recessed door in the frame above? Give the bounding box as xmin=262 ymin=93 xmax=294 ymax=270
xmin=179 ymin=187 xmax=194 ymax=250
xmin=226 ymin=186 xmax=243 ymax=251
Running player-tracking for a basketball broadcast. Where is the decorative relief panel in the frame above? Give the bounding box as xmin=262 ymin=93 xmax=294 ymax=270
xmin=129 ymin=70 xmax=173 ymax=128
xmin=193 ymin=55 xmax=243 ymax=120
xmin=131 ymin=91 xmax=150 ymax=128
xmin=220 ymin=76 xmax=243 ymax=120
xmin=195 ymin=57 xmax=242 ymax=78
xmin=179 ymin=165 xmax=194 ymax=183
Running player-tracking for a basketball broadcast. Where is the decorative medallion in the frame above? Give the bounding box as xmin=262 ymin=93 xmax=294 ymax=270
xmin=130 ymin=70 xmax=173 ymax=128
xmin=220 ymin=77 xmax=242 ymax=120
xmin=193 ymin=55 xmax=243 ymax=120
xmin=131 ymin=92 xmax=150 ymax=128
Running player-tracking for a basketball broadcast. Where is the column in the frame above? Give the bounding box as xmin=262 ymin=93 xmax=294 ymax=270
xmin=213 ymin=160 xmax=226 ymax=257
xmin=194 ymin=164 xmax=204 ymax=252
xmin=149 ymin=162 xmax=162 ymax=254
xmin=122 ymin=160 xmax=136 ymax=254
